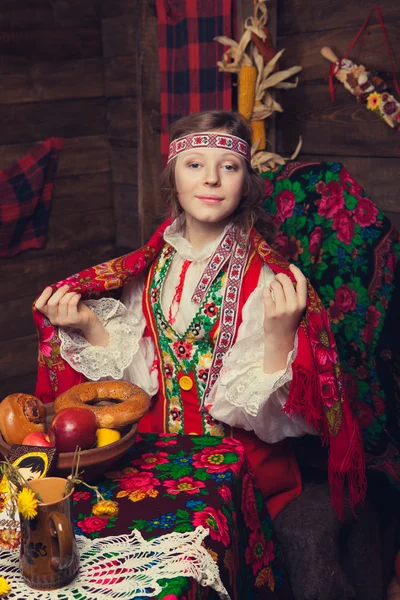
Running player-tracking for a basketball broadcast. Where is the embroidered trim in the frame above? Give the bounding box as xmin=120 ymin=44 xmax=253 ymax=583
xmin=147 ymin=245 xmax=226 ymax=436
xmin=168 ymin=132 xmax=251 ymax=163
xmin=202 ymin=230 xmax=250 ymax=408
xmin=191 ymin=228 xmax=235 ymax=304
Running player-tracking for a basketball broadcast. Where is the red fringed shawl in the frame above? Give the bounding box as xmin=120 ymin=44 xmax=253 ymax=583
xmin=33 ymin=220 xmax=366 ymax=518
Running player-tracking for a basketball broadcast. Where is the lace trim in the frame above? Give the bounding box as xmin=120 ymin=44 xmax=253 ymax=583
xmin=220 ymin=329 xmax=299 ymax=417
xmin=59 ymin=298 xmax=142 ymax=381
xmin=0 ymin=527 xmax=231 ymax=599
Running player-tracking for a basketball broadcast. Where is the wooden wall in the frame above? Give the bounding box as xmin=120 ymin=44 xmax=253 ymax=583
xmin=276 ymin=0 xmax=400 ymax=229
xmin=0 ymin=0 xmax=141 ymax=399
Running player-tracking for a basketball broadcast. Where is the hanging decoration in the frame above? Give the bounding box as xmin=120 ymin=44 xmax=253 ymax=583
xmin=321 ymin=3 xmax=400 ymax=132
xmin=215 ymin=0 xmax=303 ymax=172
xmin=321 ymin=46 xmax=400 ymax=130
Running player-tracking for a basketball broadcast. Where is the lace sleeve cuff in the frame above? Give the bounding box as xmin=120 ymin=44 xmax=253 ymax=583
xmin=217 ymin=328 xmax=298 ymax=418
xmin=59 ymin=297 xmax=144 ymax=381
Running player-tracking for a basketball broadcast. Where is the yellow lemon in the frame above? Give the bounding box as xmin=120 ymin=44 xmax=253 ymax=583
xmin=96 ymin=428 xmax=121 ymax=447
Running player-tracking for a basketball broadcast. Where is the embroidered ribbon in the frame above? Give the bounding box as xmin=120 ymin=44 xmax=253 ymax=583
xmin=200 ymin=229 xmax=250 ymax=409
xmin=191 ymin=228 xmax=235 ymax=304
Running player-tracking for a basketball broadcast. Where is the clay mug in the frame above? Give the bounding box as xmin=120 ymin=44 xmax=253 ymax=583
xmin=19 ymin=477 xmax=79 ymax=590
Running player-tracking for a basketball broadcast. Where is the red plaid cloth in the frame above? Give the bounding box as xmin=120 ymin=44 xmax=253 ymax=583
xmin=0 ymin=137 xmax=64 ymax=258
xmin=157 ymin=0 xmax=234 ymax=164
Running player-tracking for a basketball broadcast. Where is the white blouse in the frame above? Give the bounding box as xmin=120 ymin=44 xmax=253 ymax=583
xmin=59 ymin=221 xmax=316 ymax=443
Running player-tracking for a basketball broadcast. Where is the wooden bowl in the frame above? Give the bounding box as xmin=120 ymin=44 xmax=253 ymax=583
xmin=0 ymin=403 xmax=139 ymax=482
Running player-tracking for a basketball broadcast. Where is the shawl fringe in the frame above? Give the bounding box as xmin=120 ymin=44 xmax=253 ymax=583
xmin=283 ymin=365 xmax=366 ymax=519
xmin=328 ymin=423 xmax=367 ymax=520
xmin=283 ymin=365 xmax=329 ymax=443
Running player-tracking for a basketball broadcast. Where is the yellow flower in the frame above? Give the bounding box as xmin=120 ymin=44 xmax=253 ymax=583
xmin=17 ymin=487 xmax=38 ymax=520
xmin=0 ymin=576 xmax=10 ymax=596
xmin=92 ymin=500 xmax=119 ymax=517
xmin=367 ymin=92 xmax=381 ymax=111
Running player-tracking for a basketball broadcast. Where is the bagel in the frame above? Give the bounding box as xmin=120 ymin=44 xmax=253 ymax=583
xmin=53 ymin=381 xmax=150 ymax=429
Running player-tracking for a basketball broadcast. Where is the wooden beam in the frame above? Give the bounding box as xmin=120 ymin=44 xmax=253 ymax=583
xmin=0 ymin=98 xmax=107 ymax=145
xmin=276 ymin=83 xmax=399 ymax=158
xmin=51 ymin=173 xmax=113 ymax=217
xmin=277 ymin=0 xmax=400 ymax=36
xmin=0 ymin=59 xmax=104 ymax=105
xmin=108 ymin=97 xmax=138 ymax=146
xmin=0 ymin=28 xmax=101 ymax=61
xmin=104 ymin=57 xmax=137 ymax=97
xmin=0 ymin=243 xmax=115 ymax=303
xmin=137 ymin=0 xmax=162 ymax=244
xmin=278 ymin=24 xmax=400 ymax=83
xmin=0 ymin=372 xmax=38 ymax=399
xmin=102 ymin=15 xmax=136 ymax=58
xmin=0 ymin=135 xmax=110 ymax=174
xmin=0 ymin=0 xmax=101 ymax=31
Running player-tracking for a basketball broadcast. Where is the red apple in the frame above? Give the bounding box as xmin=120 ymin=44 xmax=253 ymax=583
xmin=48 ymin=408 xmax=97 ymax=453
xmin=22 ymin=432 xmax=54 ymax=447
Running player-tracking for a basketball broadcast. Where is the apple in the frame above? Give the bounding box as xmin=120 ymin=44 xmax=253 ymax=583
xmin=21 ymin=432 xmax=54 ymax=447
xmin=48 ymin=408 xmax=97 ymax=453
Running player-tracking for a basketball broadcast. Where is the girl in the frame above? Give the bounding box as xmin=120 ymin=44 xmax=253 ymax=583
xmin=34 ymin=110 xmax=364 ymax=522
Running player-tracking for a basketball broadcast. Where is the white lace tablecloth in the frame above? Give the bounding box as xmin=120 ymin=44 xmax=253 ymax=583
xmin=0 ymin=526 xmax=230 ymax=600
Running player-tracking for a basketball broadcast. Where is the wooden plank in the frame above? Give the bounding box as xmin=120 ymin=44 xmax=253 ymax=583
xmin=137 ymin=0 xmax=162 ymax=244
xmin=101 ymin=15 xmax=136 ymax=58
xmin=0 ymin=98 xmax=107 ymax=145
xmin=0 ymin=243 xmax=115 ymax=303
xmin=113 ymin=183 xmax=140 ymax=248
xmin=45 ymin=207 xmax=115 ymax=252
xmin=101 ymin=0 xmax=137 ymax=18
xmin=0 ymin=58 xmax=104 ymax=105
xmin=0 ymin=28 xmax=101 ymax=61
xmin=276 ymin=83 xmax=399 ymax=158
xmin=104 ymin=57 xmax=136 ymax=98
xmin=0 ymin=298 xmax=37 ymax=343
xmin=108 ymin=98 xmax=138 ymax=146
xmin=277 ymin=0 xmax=400 ymax=35
xmin=278 ymin=24 xmax=400 ymax=83
xmin=298 ymin=155 xmax=400 ymax=214
xmin=0 ymin=372 xmax=38 ymax=399
xmin=111 ymin=147 xmax=138 ymax=184
xmin=0 ymin=135 xmax=111 ymax=176
xmin=0 ymin=335 xmax=39 ymax=379
xmin=0 ymin=206 xmax=114 ymax=267
xmin=0 ymin=0 xmax=101 ymax=31
xmin=51 ymin=172 xmax=113 ymax=216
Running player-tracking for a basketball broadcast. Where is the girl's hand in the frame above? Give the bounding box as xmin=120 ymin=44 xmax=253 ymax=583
xmin=35 ymin=285 xmax=97 ymax=332
xmin=262 ymin=264 xmax=307 ymax=373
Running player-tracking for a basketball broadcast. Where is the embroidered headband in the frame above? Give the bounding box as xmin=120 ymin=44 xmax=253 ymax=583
xmin=167 ymin=132 xmax=251 ymax=163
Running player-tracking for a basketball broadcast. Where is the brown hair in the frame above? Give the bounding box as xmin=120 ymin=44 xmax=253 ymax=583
xmin=160 ymin=110 xmax=276 ymax=244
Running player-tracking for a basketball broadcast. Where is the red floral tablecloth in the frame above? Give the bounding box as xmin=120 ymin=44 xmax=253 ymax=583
xmin=72 ymin=433 xmax=293 ymax=599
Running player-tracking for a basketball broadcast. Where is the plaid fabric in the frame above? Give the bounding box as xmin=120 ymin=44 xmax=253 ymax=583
xmin=0 ymin=137 xmax=64 ymax=258
xmin=157 ymin=0 xmax=234 ymax=164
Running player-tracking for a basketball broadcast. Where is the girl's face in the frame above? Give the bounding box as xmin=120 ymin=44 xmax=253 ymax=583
xmin=174 ymin=143 xmax=246 ymax=231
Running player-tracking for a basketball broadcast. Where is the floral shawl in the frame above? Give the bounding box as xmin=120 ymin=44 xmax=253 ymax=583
xmin=262 ymin=160 xmax=400 ymax=491
xmin=33 ymin=220 xmax=366 ymax=519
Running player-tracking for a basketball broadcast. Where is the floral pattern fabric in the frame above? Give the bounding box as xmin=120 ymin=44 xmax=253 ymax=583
xmin=149 ymin=245 xmax=226 ymax=436
xmin=72 ymin=434 xmax=293 ymax=599
xmin=262 ymin=161 xmax=400 ymax=486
